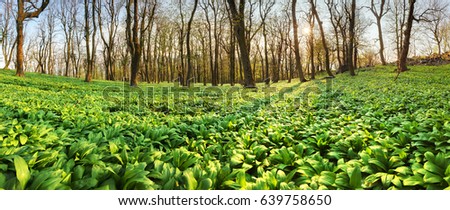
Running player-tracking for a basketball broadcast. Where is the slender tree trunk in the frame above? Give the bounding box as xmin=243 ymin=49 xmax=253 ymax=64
xmin=15 ymin=0 xmax=50 ymax=76
xmin=292 ymin=0 xmax=307 ymax=82
xmin=226 ymin=0 xmax=256 ymax=88
xmin=398 ymin=0 xmax=416 ymax=73
xmin=230 ymin=26 xmax=236 ymax=86
xmin=370 ymin=0 xmax=388 ymax=65
xmin=376 ymin=18 xmax=387 ymax=65
xmin=310 ymin=0 xmax=333 ymax=77
xmin=84 ymin=0 xmax=92 ymax=82
xmin=186 ymin=0 xmax=199 ymax=87
xmin=308 ymin=13 xmax=315 ymax=80
xmin=127 ymin=0 xmax=141 ymax=87
xmin=348 ymin=0 xmax=356 ymax=76
xmin=16 ymin=13 xmax=25 ymax=77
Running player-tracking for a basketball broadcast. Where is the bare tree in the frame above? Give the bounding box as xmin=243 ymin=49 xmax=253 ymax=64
xmin=83 ymin=0 xmax=97 ymax=82
xmin=185 ymin=0 xmax=199 ymax=87
xmin=259 ymin=0 xmax=275 ymax=85
xmin=226 ymin=0 xmax=256 ymax=88
xmin=15 ymin=0 xmax=50 ymax=77
xmin=126 ymin=0 xmax=156 ymax=87
xmin=35 ymin=15 xmax=54 ymax=74
xmin=97 ymin=0 xmax=123 ymax=81
xmin=397 ymin=0 xmax=416 ymax=73
xmin=306 ymin=10 xmax=315 ymax=80
xmin=224 ymin=2 xmax=236 ymax=86
xmin=369 ymin=0 xmax=390 ymax=65
xmin=292 ymin=0 xmax=307 ymax=82
xmin=45 ymin=8 xmax=55 ymax=75
xmin=326 ymin=0 xmax=344 ymax=70
xmin=309 ymin=0 xmax=334 ymax=77
xmin=348 ymin=0 xmax=356 ymax=76
xmin=1 ymin=0 xmax=17 ymax=70
xmin=423 ymin=0 xmax=449 ymax=55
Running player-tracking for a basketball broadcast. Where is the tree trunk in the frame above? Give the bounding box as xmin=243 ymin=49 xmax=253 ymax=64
xmin=310 ymin=0 xmax=334 ymax=77
xmin=308 ymin=13 xmax=315 ymax=80
xmin=226 ymin=0 xmax=256 ymax=88
xmin=84 ymin=0 xmax=93 ymax=82
xmin=370 ymin=0 xmax=388 ymax=65
xmin=230 ymin=26 xmax=236 ymax=86
xmin=186 ymin=0 xmax=199 ymax=87
xmin=16 ymin=13 xmax=25 ymax=77
xmin=348 ymin=0 xmax=356 ymax=76
xmin=15 ymin=0 xmax=50 ymax=77
xmin=377 ymin=18 xmax=387 ymax=65
xmin=126 ymin=0 xmax=141 ymax=87
xmin=292 ymin=0 xmax=307 ymax=82
xmin=398 ymin=0 xmax=416 ymax=73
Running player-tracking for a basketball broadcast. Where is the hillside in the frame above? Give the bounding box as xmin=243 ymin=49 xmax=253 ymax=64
xmin=0 ymin=66 xmax=449 ymax=190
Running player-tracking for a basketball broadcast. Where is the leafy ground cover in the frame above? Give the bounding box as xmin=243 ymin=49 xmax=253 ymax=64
xmin=0 ymin=66 xmax=449 ymax=190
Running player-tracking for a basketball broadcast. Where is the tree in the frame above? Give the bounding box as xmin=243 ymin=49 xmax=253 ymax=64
xmin=348 ymin=0 xmax=357 ymax=76
xmin=423 ymin=0 xmax=449 ymax=55
xmin=97 ymin=0 xmax=124 ymax=81
xmin=1 ymin=0 xmax=17 ymax=70
xmin=84 ymin=0 xmax=97 ymax=83
xmin=309 ymin=0 xmax=334 ymax=77
xmin=15 ymin=0 xmax=50 ymax=77
xmin=126 ymin=0 xmax=156 ymax=87
xmin=185 ymin=0 xmax=199 ymax=87
xmin=225 ymin=2 xmax=236 ymax=86
xmin=306 ymin=10 xmax=315 ymax=80
xmin=259 ymin=0 xmax=275 ymax=85
xmin=226 ymin=0 xmax=256 ymax=88
xmin=57 ymin=0 xmax=78 ymax=77
xmin=369 ymin=0 xmax=390 ymax=65
xmin=397 ymin=0 xmax=415 ymax=73
xmin=326 ymin=0 xmax=344 ymax=71
xmin=292 ymin=0 xmax=307 ymax=82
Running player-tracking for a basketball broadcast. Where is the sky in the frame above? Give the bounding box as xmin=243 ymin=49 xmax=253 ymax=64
xmin=2 ymin=0 xmax=449 ymax=69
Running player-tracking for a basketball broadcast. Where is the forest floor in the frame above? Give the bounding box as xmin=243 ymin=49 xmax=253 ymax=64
xmin=0 ymin=65 xmax=449 ymax=190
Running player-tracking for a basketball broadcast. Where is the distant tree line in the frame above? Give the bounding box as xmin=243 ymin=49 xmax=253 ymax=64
xmin=0 ymin=0 xmax=449 ymax=86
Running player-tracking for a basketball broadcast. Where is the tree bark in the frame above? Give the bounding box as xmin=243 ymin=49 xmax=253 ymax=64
xmin=126 ymin=0 xmax=141 ymax=87
xmin=185 ymin=0 xmax=199 ymax=87
xmin=370 ymin=0 xmax=388 ymax=65
xmin=16 ymin=0 xmax=50 ymax=77
xmin=226 ymin=0 xmax=256 ymax=88
xmin=308 ymin=12 xmax=315 ymax=80
xmin=310 ymin=0 xmax=334 ymax=77
xmin=397 ymin=0 xmax=416 ymax=73
xmin=292 ymin=0 xmax=307 ymax=82
xmin=348 ymin=0 xmax=356 ymax=76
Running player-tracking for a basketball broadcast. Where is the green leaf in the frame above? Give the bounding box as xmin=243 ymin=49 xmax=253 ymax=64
xmin=395 ymin=166 xmax=411 ymax=175
xmin=392 ymin=176 xmax=402 ymax=188
xmin=14 ymin=156 xmax=31 ymax=189
xmin=350 ymin=165 xmax=362 ymax=189
xmin=198 ymin=178 xmax=213 ymax=190
xmin=230 ymin=153 xmax=245 ymax=166
xmin=19 ymin=134 xmax=28 ymax=145
xmin=403 ymin=175 xmax=424 ymax=186
xmin=73 ymin=165 xmax=85 ymax=180
xmin=109 ymin=142 xmax=119 ymax=154
xmin=0 ymin=173 xmax=6 ymax=189
xmin=181 ymin=171 xmax=198 ymax=190
xmin=424 ymin=162 xmax=444 ymax=176
xmin=319 ymin=171 xmax=335 ymax=186
xmin=423 ymin=173 xmax=443 ymax=184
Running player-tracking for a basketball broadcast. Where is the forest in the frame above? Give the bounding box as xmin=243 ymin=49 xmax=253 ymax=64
xmin=0 ymin=0 xmax=449 ymax=190
xmin=1 ymin=0 xmax=450 ymax=86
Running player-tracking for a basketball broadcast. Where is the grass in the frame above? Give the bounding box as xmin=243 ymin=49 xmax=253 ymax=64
xmin=0 ymin=65 xmax=449 ymax=190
